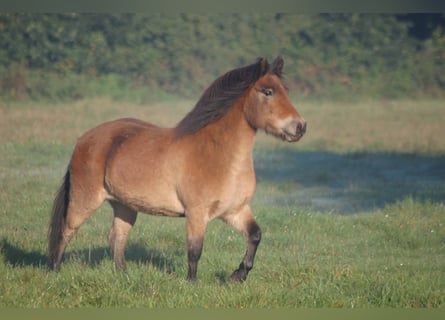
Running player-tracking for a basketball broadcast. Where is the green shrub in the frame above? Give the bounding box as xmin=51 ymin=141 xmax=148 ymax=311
xmin=1 ymin=13 xmax=444 ymax=102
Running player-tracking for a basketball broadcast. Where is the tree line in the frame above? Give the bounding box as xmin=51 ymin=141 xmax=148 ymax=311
xmin=1 ymin=13 xmax=444 ymax=101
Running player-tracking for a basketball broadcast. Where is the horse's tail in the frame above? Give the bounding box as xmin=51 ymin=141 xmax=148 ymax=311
xmin=48 ymin=169 xmax=70 ymax=270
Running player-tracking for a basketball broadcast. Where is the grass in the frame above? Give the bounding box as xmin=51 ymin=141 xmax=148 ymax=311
xmin=1 ymin=198 xmax=444 ymax=307
xmin=0 ymin=97 xmax=444 ymax=307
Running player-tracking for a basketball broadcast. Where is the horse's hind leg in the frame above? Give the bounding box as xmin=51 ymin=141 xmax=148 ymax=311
xmin=108 ymin=201 xmax=137 ymax=270
xmin=49 ymin=189 xmax=104 ymax=270
xmin=221 ymin=205 xmax=262 ymax=282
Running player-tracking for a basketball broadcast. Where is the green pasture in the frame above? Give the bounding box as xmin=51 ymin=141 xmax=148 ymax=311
xmin=0 ymin=98 xmax=444 ymax=307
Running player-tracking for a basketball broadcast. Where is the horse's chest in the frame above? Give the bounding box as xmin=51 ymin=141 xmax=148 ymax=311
xmin=206 ymin=164 xmax=255 ymax=216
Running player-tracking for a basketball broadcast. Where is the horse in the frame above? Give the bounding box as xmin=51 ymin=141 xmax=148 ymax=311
xmin=48 ymin=56 xmax=306 ymax=282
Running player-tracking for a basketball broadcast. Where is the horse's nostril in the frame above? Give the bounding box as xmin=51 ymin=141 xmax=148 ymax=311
xmin=297 ymin=120 xmax=307 ymax=134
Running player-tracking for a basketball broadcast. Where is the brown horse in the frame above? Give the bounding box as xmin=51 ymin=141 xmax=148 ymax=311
xmin=48 ymin=57 xmax=306 ymax=282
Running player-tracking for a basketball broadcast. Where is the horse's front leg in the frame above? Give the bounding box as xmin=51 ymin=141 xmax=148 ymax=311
xmin=222 ymin=205 xmax=262 ymax=282
xmin=185 ymin=213 xmax=208 ymax=281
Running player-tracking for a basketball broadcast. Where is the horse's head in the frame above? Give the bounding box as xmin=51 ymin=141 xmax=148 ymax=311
xmin=244 ymin=57 xmax=306 ymax=142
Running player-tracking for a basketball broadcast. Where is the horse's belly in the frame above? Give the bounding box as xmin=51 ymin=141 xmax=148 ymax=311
xmin=131 ymin=200 xmax=186 ymax=217
xmin=129 ymin=186 xmax=185 ymax=217
xmin=107 ymin=185 xmax=185 ymax=217
xmin=105 ymin=165 xmax=185 ymax=217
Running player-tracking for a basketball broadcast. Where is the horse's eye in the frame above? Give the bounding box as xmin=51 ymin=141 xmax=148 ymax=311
xmin=262 ymin=88 xmax=273 ymax=97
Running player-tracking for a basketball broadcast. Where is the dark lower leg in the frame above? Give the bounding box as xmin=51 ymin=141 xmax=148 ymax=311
xmin=187 ymin=237 xmax=203 ymax=281
xmin=230 ymin=222 xmax=261 ymax=282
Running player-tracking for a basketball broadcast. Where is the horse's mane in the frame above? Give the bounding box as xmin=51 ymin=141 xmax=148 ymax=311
xmin=175 ymin=57 xmax=283 ymax=137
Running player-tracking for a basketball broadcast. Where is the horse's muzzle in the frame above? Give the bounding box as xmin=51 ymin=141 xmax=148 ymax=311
xmin=283 ymin=119 xmax=307 ymax=142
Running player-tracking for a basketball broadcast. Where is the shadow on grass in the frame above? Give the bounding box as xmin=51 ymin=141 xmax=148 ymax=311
xmin=254 ymin=149 xmax=445 ymax=213
xmin=0 ymin=238 xmax=47 ymax=267
xmin=0 ymin=238 xmax=178 ymax=273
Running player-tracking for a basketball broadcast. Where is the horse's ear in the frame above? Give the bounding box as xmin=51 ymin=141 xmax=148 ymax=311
xmin=258 ymin=57 xmax=269 ymax=76
xmin=271 ymin=56 xmax=284 ymax=75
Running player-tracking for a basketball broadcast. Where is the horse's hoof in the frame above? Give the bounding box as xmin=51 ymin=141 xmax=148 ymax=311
xmin=229 ymin=269 xmax=247 ymax=283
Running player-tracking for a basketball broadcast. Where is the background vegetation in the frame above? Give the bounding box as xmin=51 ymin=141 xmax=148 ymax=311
xmin=1 ymin=13 xmax=444 ymax=102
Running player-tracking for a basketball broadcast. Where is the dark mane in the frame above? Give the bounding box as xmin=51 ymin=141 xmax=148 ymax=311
xmin=175 ymin=57 xmax=281 ymax=137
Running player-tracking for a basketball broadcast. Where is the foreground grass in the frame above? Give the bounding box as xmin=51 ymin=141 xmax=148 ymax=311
xmin=0 ymin=98 xmax=444 ymax=307
xmin=0 ymin=197 xmax=444 ymax=307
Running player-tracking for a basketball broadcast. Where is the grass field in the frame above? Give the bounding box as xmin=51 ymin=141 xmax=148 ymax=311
xmin=0 ymin=97 xmax=444 ymax=307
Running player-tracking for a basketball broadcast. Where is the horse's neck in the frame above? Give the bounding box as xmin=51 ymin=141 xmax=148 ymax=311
xmin=214 ymin=101 xmax=255 ymax=148
xmin=193 ymin=100 xmax=256 ymax=164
